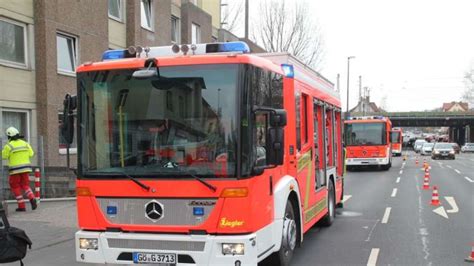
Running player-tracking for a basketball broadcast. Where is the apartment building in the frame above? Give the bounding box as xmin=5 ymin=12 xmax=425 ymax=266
xmin=0 ymin=0 xmax=221 ymax=170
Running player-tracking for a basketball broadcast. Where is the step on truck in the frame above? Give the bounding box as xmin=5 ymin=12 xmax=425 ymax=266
xmin=61 ymin=41 xmax=344 ymax=266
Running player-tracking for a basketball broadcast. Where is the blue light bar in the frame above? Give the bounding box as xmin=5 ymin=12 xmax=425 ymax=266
xmin=220 ymin=42 xmax=250 ymax=53
xmin=281 ymin=64 xmax=294 ymax=78
xmin=102 ymin=49 xmax=126 ymax=60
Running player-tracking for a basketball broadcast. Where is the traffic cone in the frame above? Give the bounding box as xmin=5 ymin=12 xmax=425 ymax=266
xmin=465 ymin=244 xmax=474 ymax=262
xmin=430 ymin=186 xmax=440 ymax=206
xmin=422 ymin=175 xmax=430 ymax=190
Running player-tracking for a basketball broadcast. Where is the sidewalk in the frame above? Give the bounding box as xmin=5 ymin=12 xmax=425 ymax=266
xmin=3 ymin=201 xmax=86 ymax=266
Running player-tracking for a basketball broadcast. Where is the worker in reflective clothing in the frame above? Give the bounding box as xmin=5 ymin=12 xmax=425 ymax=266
xmin=1 ymin=127 xmax=37 ymax=212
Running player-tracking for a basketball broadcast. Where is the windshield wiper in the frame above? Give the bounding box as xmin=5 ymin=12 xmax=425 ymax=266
xmin=181 ymin=170 xmax=217 ymax=192
xmin=93 ymin=171 xmax=151 ymax=192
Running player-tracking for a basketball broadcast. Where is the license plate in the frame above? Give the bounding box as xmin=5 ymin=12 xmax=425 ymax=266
xmin=441 ymin=154 xmax=448 ymax=156
xmin=132 ymin=252 xmax=176 ymax=264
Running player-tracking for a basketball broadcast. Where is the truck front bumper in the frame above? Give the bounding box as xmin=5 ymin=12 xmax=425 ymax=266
xmin=75 ymin=229 xmax=267 ymax=266
xmin=345 ymin=157 xmax=389 ymax=166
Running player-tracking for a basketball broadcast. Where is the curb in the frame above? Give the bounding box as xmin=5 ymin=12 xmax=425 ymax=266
xmin=5 ymin=197 xmax=76 ymax=203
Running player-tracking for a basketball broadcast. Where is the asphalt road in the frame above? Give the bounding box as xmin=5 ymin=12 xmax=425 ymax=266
xmin=292 ymin=151 xmax=474 ymax=266
xmin=3 ymin=151 xmax=473 ymax=266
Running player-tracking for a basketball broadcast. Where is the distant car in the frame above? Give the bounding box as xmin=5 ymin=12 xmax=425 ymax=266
xmin=461 ymin=143 xmax=474 ymax=153
xmin=420 ymin=142 xmax=434 ymax=155
xmin=414 ymin=139 xmax=427 ymax=153
xmin=450 ymin=143 xmax=460 ymax=154
xmin=432 ymin=143 xmax=456 ymax=160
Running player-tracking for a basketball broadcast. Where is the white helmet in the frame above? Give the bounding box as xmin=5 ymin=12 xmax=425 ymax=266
xmin=6 ymin=127 xmax=19 ymax=137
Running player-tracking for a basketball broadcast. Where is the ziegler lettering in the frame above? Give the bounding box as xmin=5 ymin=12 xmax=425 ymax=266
xmin=219 ymin=218 xmax=244 ymax=228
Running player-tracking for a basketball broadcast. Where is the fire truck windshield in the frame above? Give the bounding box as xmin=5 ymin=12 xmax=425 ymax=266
xmin=345 ymin=122 xmax=386 ymax=146
xmin=77 ymin=64 xmax=240 ymax=178
xmin=391 ymin=131 xmax=401 ymax=143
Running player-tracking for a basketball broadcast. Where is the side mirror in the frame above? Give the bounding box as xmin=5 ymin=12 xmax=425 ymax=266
xmin=61 ymin=94 xmax=77 ymax=145
xmin=269 ymin=109 xmax=287 ymax=127
xmin=266 ymin=127 xmax=284 ymax=165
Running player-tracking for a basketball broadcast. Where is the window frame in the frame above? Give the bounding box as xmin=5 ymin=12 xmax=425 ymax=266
xmin=1 ymin=108 xmax=31 ymax=143
xmin=171 ymin=15 xmax=180 ymax=44
xmin=140 ymin=0 xmax=154 ymax=31
xmin=108 ymin=0 xmax=124 ymax=22
xmin=191 ymin=23 xmax=201 ymax=44
xmin=56 ymin=32 xmax=79 ymax=76
xmin=0 ymin=17 xmax=28 ymax=69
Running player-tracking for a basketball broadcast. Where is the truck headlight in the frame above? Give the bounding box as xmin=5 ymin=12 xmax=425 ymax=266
xmin=222 ymin=243 xmax=245 ymax=255
xmin=79 ymin=238 xmax=98 ymax=250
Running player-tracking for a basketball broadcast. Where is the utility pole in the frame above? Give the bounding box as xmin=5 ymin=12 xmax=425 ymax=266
xmin=359 ymin=75 xmax=362 ymax=101
xmin=346 ymin=56 xmax=355 ymax=118
xmin=336 ymin=74 xmax=340 ymax=92
xmin=244 ymin=0 xmax=249 ymax=39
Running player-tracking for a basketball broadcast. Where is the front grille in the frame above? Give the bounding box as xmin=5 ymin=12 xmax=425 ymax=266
xmin=108 ymin=238 xmax=205 ymax=251
xmin=97 ymin=198 xmax=217 ymax=226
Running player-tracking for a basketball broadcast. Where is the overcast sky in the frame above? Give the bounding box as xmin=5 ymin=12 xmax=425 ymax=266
xmin=309 ymin=0 xmax=474 ymax=112
xmin=231 ymin=0 xmax=474 ymax=112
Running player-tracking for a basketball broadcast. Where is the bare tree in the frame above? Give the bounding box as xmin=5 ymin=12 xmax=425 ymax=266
xmin=251 ymin=0 xmax=325 ymax=69
xmin=221 ymin=0 xmax=244 ymax=33
xmin=462 ymin=63 xmax=474 ymax=108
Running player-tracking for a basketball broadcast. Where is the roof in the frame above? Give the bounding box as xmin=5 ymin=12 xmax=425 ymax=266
xmin=442 ymin=101 xmax=469 ymax=112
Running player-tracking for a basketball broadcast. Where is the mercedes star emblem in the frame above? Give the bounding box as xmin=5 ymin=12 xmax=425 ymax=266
xmin=144 ymin=200 xmax=164 ymax=222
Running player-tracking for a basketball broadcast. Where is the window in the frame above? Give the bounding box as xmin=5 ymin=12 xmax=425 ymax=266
xmin=108 ymin=0 xmax=123 ymax=21
xmin=57 ymin=33 xmax=78 ymax=74
xmin=302 ymin=94 xmax=308 ymax=144
xmin=191 ymin=23 xmax=200 ymax=44
xmin=1 ymin=110 xmax=29 ymax=141
xmin=0 ymin=18 xmax=27 ymax=67
xmin=171 ymin=16 xmax=180 ymax=43
xmin=58 ymin=113 xmax=77 ymax=154
xmin=295 ymin=92 xmax=301 ymax=150
xmin=141 ymin=0 xmax=153 ymax=30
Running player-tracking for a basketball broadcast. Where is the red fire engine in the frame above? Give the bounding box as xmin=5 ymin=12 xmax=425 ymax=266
xmin=344 ymin=116 xmax=393 ymax=170
xmin=62 ymin=42 xmax=344 ymax=265
xmin=391 ymin=128 xmax=403 ymax=156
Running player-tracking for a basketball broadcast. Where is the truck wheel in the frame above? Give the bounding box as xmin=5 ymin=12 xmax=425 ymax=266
xmin=264 ymin=201 xmax=297 ymax=266
xmin=321 ymin=180 xmax=335 ymax=226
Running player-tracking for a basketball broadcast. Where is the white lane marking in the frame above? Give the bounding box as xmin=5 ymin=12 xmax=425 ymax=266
xmin=399 ymin=170 xmax=403 ymax=174
xmin=391 ymin=188 xmax=398 ymax=197
xmin=433 ymin=206 xmax=449 ymax=219
xmin=446 ymin=165 xmax=452 ymax=169
xmin=342 ymin=195 xmax=352 ymax=203
xmin=396 ymin=177 xmax=401 ymax=183
xmin=445 ymin=197 xmax=459 ymax=213
xmin=381 ymin=207 xmax=392 ymax=224
xmin=464 ymin=176 xmax=474 ymax=183
xmin=454 ymin=169 xmax=461 ymax=174
xmin=367 ymin=248 xmax=380 ymax=266
xmin=365 ymin=220 xmax=379 ymax=242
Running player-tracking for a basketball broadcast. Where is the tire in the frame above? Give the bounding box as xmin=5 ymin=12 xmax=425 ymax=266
xmin=321 ymin=180 xmax=335 ymax=226
xmin=264 ymin=201 xmax=297 ymax=266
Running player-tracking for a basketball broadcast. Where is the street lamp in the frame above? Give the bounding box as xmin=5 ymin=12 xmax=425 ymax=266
xmin=346 ymin=56 xmax=356 ymax=119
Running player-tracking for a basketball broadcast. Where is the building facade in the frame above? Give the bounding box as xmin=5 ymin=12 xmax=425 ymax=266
xmin=0 ymin=0 xmax=221 ymax=170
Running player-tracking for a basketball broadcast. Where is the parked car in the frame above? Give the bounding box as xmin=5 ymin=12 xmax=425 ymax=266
xmin=450 ymin=143 xmax=460 ymax=154
xmin=461 ymin=143 xmax=474 ymax=153
xmin=414 ymin=139 xmax=427 ymax=153
xmin=420 ymin=142 xmax=434 ymax=155
xmin=432 ymin=143 xmax=456 ymax=160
